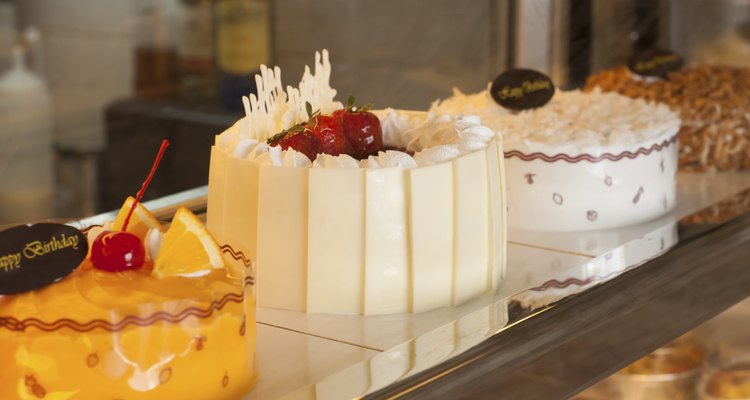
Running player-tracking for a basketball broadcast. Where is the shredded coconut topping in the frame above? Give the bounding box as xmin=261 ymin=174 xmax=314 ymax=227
xmin=431 ymin=87 xmax=680 ymax=155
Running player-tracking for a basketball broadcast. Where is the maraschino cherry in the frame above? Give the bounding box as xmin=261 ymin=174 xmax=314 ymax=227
xmin=91 ymin=140 xmax=170 ymax=272
xmin=91 ymin=231 xmax=145 ymax=272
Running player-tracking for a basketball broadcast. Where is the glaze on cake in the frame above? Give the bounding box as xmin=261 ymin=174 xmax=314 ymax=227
xmin=431 ymin=87 xmax=680 ymax=231
xmin=207 ymin=51 xmax=507 ymax=315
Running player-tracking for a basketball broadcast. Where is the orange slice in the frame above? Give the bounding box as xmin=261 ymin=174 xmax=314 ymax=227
xmin=152 ymin=207 xmax=224 ymax=278
xmin=111 ymin=196 xmax=163 ymax=240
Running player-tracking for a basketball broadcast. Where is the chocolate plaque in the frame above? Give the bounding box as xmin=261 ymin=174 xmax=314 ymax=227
xmin=0 ymin=223 xmax=87 ymax=295
xmin=627 ymin=48 xmax=683 ymax=79
xmin=490 ymin=69 xmax=555 ymax=111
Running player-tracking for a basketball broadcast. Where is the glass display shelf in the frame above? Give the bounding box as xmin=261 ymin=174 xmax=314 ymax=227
xmin=63 ymin=171 xmax=750 ymax=399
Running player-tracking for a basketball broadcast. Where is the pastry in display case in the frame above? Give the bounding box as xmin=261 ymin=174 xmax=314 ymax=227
xmin=701 ymin=364 xmax=750 ymax=400
xmin=0 ymin=143 xmax=257 ymax=399
xmin=430 ymin=72 xmax=680 ymax=231
xmin=613 ymin=335 xmax=705 ymax=400
xmin=585 ymin=64 xmax=750 ymax=172
xmin=577 ymin=298 xmax=750 ymax=400
xmin=207 ymin=50 xmax=507 ymax=315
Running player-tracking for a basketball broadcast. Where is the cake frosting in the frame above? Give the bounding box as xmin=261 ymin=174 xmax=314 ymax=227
xmin=207 ymin=51 xmax=507 ymax=315
xmin=431 ymin=85 xmax=680 ymax=231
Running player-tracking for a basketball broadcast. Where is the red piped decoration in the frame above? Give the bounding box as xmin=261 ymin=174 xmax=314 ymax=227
xmin=92 ymin=139 xmax=170 ymax=272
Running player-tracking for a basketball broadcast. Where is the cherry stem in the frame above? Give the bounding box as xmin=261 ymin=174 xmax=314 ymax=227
xmin=121 ymin=139 xmax=170 ymax=232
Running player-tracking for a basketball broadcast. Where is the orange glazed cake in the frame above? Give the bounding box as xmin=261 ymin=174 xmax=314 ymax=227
xmin=0 ymin=203 xmax=257 ymax=399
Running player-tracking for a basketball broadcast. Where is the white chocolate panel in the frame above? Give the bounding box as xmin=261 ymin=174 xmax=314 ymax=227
xmin=223 ymin=155 xmax=260 ymax=261
xmin=307 ymin=168 xmax=366 ymax=314
xmin=408 ymin=162 xmax=454 ymax=313
xmin=452 ymin=150 xmax=491 ymax=305
xmin=364 ymin=168 xmax=410 ymax=315
xmin=257 ymin=165 xmax=309 ymax=312
xmin=207 ymin=146 xmax=227 ymax=239
xmin=486 ymin=140 xmax=506 ymax=292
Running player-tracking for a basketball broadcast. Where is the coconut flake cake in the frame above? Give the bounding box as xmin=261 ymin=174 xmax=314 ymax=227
xmin=431 ymin=86 xmax=681 ymax=231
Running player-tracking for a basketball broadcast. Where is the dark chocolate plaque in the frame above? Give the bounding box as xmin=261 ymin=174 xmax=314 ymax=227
xmin=627 ymin=48 xmax=683 ymax=79
xmin=490 ymin=69 xmax=555 ymax=111
xmin=0 ymin=223 xmax=87 ymax=295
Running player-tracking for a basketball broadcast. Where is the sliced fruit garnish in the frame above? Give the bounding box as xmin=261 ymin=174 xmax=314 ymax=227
xmin=267 ymin=98 xmax=383 ymax=160
xmin=335 ymin=96 xmax=383 ymax=159
xmin=91 ymin=231 xmax=146 ymax=272
xmin=152 ymin=207 xmax=224 ymax=278
xmin=271 ymin=129 xmax=322 ymax=161
xmin=111 ymin=196 xmax=163 ymax=240
xmin=310 ymin=114 xmax=352 ymax=156
xmin=92 ymin=140 xmax=169 ymax=272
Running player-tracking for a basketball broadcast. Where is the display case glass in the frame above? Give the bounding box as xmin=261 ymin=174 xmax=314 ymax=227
xmin=0 ymin=1 xmax=748 ymax=399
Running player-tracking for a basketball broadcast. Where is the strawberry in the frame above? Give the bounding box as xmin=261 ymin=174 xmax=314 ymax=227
xmin=340 ymin=111 xmax=383 ymax=159
xmin=310 ymin=114 xmax=353 ymax=156
xmin=335 ymin=96 xmax=383 ymax=159
xmin=266 ymin=99 xmax=383 ymax=161
xmin=268 ymin=128 xmax=321 ymax=161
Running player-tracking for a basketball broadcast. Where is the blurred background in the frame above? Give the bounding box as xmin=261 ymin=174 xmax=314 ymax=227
xmin=0 ymin=0 xmax=748 ymax=223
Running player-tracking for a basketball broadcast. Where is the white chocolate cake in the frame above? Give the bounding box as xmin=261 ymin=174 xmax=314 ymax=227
xmin=207 ymin=51 xmax=507 ymax=315
xmin=431 ymin=87 xmax=681 ymax=231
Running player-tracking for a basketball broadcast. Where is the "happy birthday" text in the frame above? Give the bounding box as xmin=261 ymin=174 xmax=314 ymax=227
xmin=0 ymin=234 xmax=80 ymax=272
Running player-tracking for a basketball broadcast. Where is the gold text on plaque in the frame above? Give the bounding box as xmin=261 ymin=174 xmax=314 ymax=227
xmin=635 ymin=54 xmax=680 ymax=72
xmin=23 ymin=234 xmax=80 ymax=259
xmin=498 ymin=79 xmax=552 ymax=100
xmin=0 ymin=253 xmax=22 ymax=272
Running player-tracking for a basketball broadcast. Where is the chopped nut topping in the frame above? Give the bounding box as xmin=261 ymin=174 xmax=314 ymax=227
xmin=585 ymin=65 xmax=750 ymax=172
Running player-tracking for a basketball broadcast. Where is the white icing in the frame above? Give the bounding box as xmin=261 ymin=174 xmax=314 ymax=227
xmin=312 ymin=153 xmax=360 ymax=169
xmin=366 ymin=150 xmax=418 ymax=169
xmin=268 ymin=146 xmax=283 ymax=166
xmin=145 ymin=228 xmax=163 ymax=262
xmin=234 ymin=138 xmax=259 ymax=159
xmin=379 ymin=108 xmax=420 ymax=148
xmin=282 ymin=149 xmax=312 ymax=167
xmin=413 ymin=145 xmax=462 ymax=166
xmin=245 ymin=141 xmax=269 ymax=161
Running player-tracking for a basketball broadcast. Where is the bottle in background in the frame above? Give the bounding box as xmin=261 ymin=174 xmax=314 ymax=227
xmin=214 ymin=0 xmax=271 ymax=111
xmin=135 ymin=1 xmax=179 ymax=99
xmin=0 ymin=2 xmax=15 ymax=71
xmin=0 ymin=46 xmax=53 ymax=224
xmin=176 ymin=0 xmax=215 ymax=102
